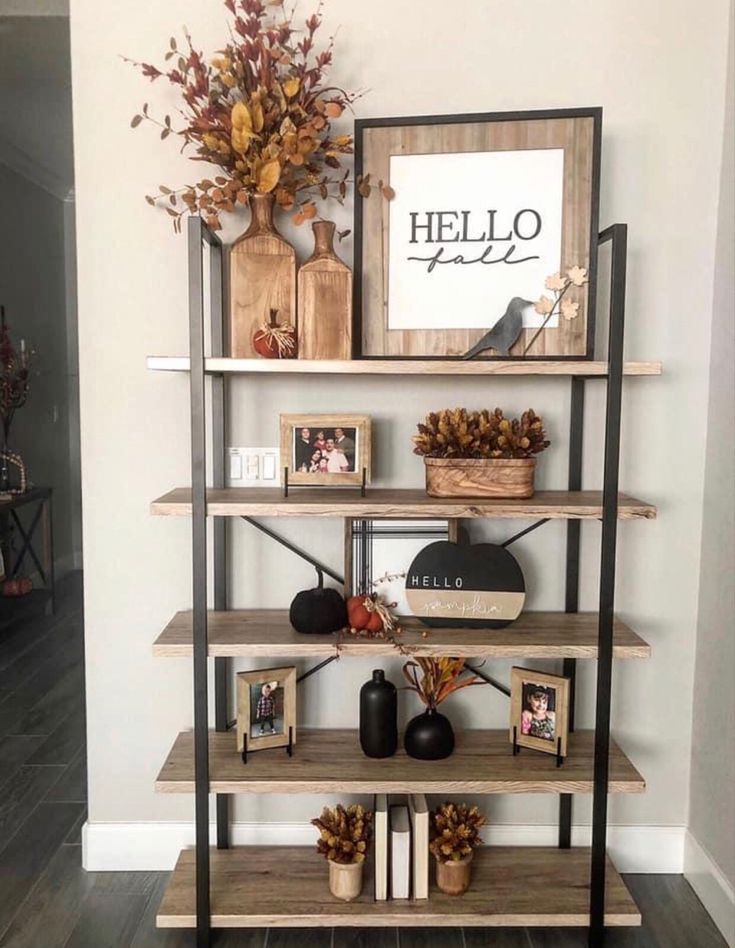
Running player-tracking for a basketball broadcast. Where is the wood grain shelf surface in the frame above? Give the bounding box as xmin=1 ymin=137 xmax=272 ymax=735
xmin=150 ymin=487 xmax=657 ymax=520
xmin=155 ymin=729 xmax=645 ymax=795
xmin=157 ymin=845 xmax=641 ymax=928
xmin=153 ymin=609 xmax=651 ymax=659
xmin=147 ymin=355 xmax=662 ymax=377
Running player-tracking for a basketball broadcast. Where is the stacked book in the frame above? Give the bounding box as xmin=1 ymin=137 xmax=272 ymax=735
xmin=373 ymin=793 xmax=429 ymax=901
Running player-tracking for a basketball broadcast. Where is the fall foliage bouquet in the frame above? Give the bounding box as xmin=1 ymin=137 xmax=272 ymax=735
xmin=128 ymin=0 xmax=357 ymax=232
xmin=312 ymin=803 xmax=373 ymax=864
xmin=412 ymin=408 xmax=550 ymax=461
xmin=402 ymin=658 xmax=483 ymax=710
xmin=429 ymin=802 xmax=486 ymax=863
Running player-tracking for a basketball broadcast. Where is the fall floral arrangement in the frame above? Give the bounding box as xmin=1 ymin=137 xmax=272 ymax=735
xmin=412 ymin=408 xmax=550 ymax=461
xmin=0 ymin=307 xmax=33 ymax=443
xmin=402 ymin=658 xmax=482 ymax=710
xmin=128 ymin=0 xmax=358 ymax=232
xmin=429 ymin=802 xmax=486 ymax=864
xmin=312 ymin=803 xmax=373 ymax=864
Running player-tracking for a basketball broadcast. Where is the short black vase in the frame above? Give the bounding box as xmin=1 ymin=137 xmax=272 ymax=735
xmin=359 ymin=669 xmax=397 ymax=758
xmin=404 ymin=708 xmax=455 ymax=760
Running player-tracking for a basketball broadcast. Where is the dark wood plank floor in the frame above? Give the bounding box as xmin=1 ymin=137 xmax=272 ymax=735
xmin=0 ymin=574 xmax=727 ymax=948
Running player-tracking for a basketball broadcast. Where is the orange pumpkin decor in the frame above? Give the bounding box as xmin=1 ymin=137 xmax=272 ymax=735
xmin=252 ymin=308 xmax=297 ymax=359
xmin=2 ymin=576 xmax=32 ymax=597
xmin=346 ymin=594 xmax=397 ymax=636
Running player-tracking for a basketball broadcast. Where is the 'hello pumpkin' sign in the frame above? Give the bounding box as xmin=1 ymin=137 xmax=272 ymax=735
xmin=405 ymin=541 xmax=525 ymax=629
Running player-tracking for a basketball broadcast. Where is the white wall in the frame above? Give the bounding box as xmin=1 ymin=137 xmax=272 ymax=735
xmin=70 ymin=0 xmax=732 ymax=859
xmin=0 ymin=163 xmax=79 ymax=574
xmin=685 ymin=9 xmax=735 ymax=943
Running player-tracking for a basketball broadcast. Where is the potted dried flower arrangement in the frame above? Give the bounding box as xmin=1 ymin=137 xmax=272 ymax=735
xmin=311 ymin=803 xmax=373 ymax=901
xmin=402 ymin=658 xmax=483 ymax=760
xmin=128 ymin=0 xmax=358 ymax=357
xmin=412 ymin=408 xmax=550 ymax=499
xmin=430 ymin=802 xmax=486 ymax=895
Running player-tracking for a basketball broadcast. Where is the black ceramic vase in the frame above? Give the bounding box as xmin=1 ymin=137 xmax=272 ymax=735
xmin=359 ymin=669 xmax=397 ymax=758
xmin=404 ymin=707 xmax=455 ymax=760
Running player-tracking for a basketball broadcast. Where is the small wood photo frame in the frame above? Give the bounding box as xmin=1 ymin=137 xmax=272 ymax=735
xmin=510 ymin=667 xmax=570 ymax=757
xmin=354 ymin=108 xmax=601 ymax=360
xmin=280 ymin=414 xmax=371 ymax=487
xmin=236 ymin=666 xmax=296 ymax=753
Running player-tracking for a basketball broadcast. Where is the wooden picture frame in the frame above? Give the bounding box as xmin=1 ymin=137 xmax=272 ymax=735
xmin=354 ymin=108 xmax=602 ymax=360
xmin=510 ymin=667 xmax=570 ymax=757
xmin=236 ymin=665 xmax=296 ymax=753
xmin=280 ymin=414 xmax=371 ymax=487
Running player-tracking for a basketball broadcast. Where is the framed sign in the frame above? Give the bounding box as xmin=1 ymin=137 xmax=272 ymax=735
xmin=354 ymin=108 xmax=601 ymax=360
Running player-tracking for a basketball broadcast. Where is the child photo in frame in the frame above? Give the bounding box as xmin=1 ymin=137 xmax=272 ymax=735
xmin=236 ymin=666 xmax=296 ymax=753
xmin=280 ymin=414 xmax=371 ymax=487
xmin=510 ymin=667 xmax=570 ymax=757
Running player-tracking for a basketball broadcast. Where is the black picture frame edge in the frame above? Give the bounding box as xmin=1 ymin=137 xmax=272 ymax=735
xmin=352 ymin=106 xmax=603 ymax=363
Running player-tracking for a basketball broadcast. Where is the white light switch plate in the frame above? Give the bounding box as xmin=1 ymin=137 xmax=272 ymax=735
xmin=227 ymin=447 xmax=280 ymax=486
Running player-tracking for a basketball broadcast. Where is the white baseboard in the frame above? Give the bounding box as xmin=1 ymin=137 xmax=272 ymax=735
xmin=684 ymin=831 xmax=735 ymax=947
xmin=82 ymin=821 xmax=686 ymax=874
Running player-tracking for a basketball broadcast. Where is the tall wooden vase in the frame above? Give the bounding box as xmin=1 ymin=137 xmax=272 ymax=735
xmin=229 ymin=193 xmax=296 ymax=358
xmin=297 ymin=220 xmax=352 ymax=360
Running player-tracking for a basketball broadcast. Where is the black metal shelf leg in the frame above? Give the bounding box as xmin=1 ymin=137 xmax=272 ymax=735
xmin=209 ymin=229 xmax=231 ymax=853
xmin=559 ymin=375 xmax=584 ymax=849
xmin=589 ymin=224 xmax=628 ymax=948
xmin=189 ymin=217 xmax=212 ymax=948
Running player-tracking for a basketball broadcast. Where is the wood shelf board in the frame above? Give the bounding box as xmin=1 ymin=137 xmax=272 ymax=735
xmin=155 ymin=729 xmax=645 ymax=795
xmin=153 ymin=609 xmax=651 ymax=659
xmin=147 ymin=355 xmax=662 ymax=377
xmin=150 ymin=488 xmax=657 ymax=520
xmin=157 ymin=845 xmax=641 ymax=928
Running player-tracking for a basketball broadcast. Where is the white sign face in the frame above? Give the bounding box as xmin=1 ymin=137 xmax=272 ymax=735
xmin=387 ymin=149 xmax=565 ymax=331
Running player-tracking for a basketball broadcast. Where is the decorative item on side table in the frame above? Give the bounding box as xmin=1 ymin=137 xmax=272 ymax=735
xmin=312 ymin=803 xmax=373 ymax=901
xmin=359 ymin=669 xmax=397 ymax=759
xmin=128 ymin=0 xmax=357 ymax=357
xmin=298 ymin=220 xmax=353 ymax=359
xmin=402 ymin=658 xmax=483 ymax=760
xmin=0 ymin=307 xmax=33 ymax=497
xmin=354 ymin=108 xmax=601 ymax=359
xmin=405 ymin=539 xmax=525 ymax=628
xmin=430 ymin=802 xmax=486 ymax=896
xmin=280 ymin=414 xmax=371 ymax=489
xmin=412 ymin=408 xmax=550 ymax=498
xmin=510 ymin=667 xmax=570 ymax=761
xmin=236 ymin=665 xmax=296 ymax=761
xmin=289 ymin=569 xmax=348 ymax=635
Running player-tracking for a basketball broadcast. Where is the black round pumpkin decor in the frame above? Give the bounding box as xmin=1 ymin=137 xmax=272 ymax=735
xmin=289 ymin=573 xmax=348 ymax=635
xmin=405 ymin=540 xmax=525 ymax=629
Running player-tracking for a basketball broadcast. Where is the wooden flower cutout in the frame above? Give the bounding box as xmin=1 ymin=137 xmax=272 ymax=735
xmin=566 ymin=265 xmax=588 ymax=287
xmin=561 ymin=299 xmax=580 ymax=320
xmin=534 ymin=295 xmax=554 ymax=316
xmin=544 ymin=272 xmax=568 ymax=292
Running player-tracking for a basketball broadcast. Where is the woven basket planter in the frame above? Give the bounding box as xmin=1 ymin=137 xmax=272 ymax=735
xmin=424 ymin=457 xmax=536 ymax=499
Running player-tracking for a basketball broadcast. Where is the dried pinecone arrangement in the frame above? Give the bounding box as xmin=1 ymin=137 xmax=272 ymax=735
xmin=412 ymin=408 xmax=550 ymax=460
xmin=429 ymin=802 xmax=486 ymax=863
xmin=312 ymin=803 xmax=373 ymax=864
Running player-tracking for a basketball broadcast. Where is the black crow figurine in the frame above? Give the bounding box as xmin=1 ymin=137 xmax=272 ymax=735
xmin=462 ymin=296 xmax=533 ymax=359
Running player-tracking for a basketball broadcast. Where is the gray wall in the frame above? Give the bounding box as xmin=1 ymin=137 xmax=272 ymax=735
xmin=688 ymin=7 xmax=735 ymax=892
xmin=71 ymin=0 xmax=731 ymax=844
xmin=0 ymin=163 xmax=80 ymax=574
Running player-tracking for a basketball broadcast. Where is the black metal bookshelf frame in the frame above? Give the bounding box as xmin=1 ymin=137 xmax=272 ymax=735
xmin=183 ymin=218 xmax=630 ymax=947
